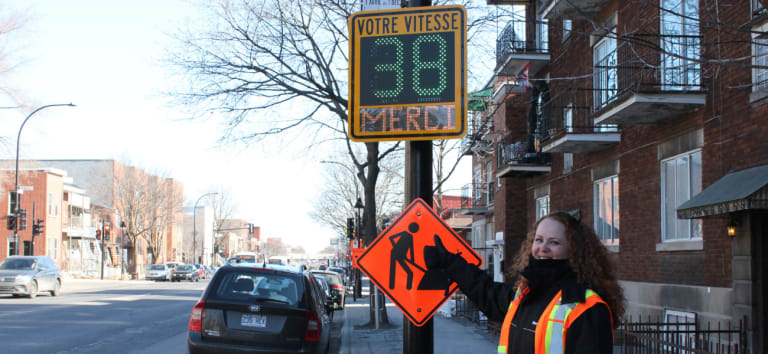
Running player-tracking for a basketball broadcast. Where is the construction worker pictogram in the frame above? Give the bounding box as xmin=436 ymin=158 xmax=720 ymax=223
xmin=357 ymin=198 xmax=482 ymax=326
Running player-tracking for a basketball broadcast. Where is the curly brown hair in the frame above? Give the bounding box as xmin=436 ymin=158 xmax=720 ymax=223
xmin=511 ymin=211 xmax=625 ymax=327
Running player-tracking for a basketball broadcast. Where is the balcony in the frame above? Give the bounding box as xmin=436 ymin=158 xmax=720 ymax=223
xmin=457 ymin=183 xmax=494 ymax=215
xmin=495 ymin=19 xmax=550 ymax=78
xmin=497 ymin=137 xmax=551 ymax=177
xmin=487 ymin=0 xmax=529 ymax=4
xmin=540 ymin=89 xmax=621 ymax=153
xmin=592 ymin=36 xmax=706 ymax=126
xmin=538 ymin=0 xmax=610 ymax=19
xmin=461 ymin=113 xmax=494 ymax=156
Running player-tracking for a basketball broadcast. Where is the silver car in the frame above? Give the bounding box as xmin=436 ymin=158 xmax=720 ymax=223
xmin=146 ymin=264 xmax=172 ymax=281
xmin=0 ymin=256 xmax=62 ymax=298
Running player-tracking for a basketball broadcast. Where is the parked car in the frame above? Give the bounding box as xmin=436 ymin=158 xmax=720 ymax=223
xmin=327 ymin=266 xmax=347 ymax=285
xmin=311 ymin=274 xmax=334 ymax=320
xmin=0 ymin=255 xmax=62 ymax=298
xmin=193 ymin=264 xmax=207 ymax=279
xmin=311 ymin=270 xmax=345 ymax=310
xmin=172 ymin=264 xmax=200 ymax=282
xmin=146 ymin=264 xmax=171 ymax=281
xmin=187 ymin=263 xmax=332 ymax=353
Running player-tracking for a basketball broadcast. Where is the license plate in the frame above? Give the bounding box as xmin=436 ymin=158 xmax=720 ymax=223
xmin=241 ymin=314 xmax=267 ymax=328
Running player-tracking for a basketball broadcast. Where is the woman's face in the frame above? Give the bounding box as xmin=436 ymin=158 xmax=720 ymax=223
xmin=531 ymin=218 xmax=569 ymax=260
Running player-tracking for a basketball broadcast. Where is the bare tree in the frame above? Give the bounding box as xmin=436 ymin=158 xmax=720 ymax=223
xmin=145 ymin=175 xmax=184 ymax=264
xmin=310 ymin=148 xmax=403 ymax=238
xmin=167 ymin=0 xmax=516 ymax=324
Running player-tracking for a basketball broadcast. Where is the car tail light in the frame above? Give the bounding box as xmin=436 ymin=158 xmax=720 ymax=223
xmin=188 ymin=301 xmax=206 ymax=332
xmin=332 ymin=284 xmax=344 ymax=291
xmin=304 ymin=310 xmax=321 ymax=342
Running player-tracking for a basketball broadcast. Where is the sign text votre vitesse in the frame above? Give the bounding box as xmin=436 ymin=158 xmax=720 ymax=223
xmin=348 ymin=5 xmax=467 ymax=141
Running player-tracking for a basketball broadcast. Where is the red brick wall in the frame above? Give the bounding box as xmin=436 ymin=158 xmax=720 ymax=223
xmin=503 ymin=0 xmax=768 ymax=288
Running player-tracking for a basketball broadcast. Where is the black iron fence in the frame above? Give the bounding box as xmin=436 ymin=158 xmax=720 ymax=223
xmin=616 ymin=315 xmax=748 ymax=354
xmin=460 ymin=183 xmax=494 ymax=209
xmin=498 ymin=134 xmax=551 ymax=167
xmin=593 ymin=34 xmax=703 ymax=112
xmin=539 ymin=88 xmax=619 ymax=143
xmin=496 ymin=18 xmax=549 ymax=66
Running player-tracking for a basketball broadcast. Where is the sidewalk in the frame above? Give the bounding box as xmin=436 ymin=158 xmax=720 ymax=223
xmin=339 ymin=293 xmax=498 ymax=353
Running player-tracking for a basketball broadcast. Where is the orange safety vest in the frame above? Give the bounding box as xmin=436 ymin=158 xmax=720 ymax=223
xmin=497 ymin=287 xmax=612 ymax=354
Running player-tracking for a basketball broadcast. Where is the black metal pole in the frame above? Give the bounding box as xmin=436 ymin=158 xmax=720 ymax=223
xmin=404 ymin=139 xmax=434 ymax=354
xmin=404 ymin=0 xmax=433 ymax=350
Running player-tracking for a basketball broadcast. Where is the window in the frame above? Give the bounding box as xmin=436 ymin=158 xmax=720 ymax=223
xmin=563 ymin=153 xmax=573 ymax=174
xmin=754 ymin=0 xmax=765 ymax=16
xmin=593 ymin=32 xmax=617 ymax=109
xmin=593 ymin=176 xmax=619 ymax=244
xmin=486 ymin=161 xmax=494 ymax=205
xmin=661 ymin=0 xmax=700 ymax=90
xmin=563 ymin=19 xmax=572 ymax=39
xmin=661 ymin=150 xmax=702 ymax=241
xmin=535 ymin=195 xmax=550 ymax=220
xmin=8 ymin=191 xmax=19 ymax=214
xmin=537 ymin=18 xmax=549 ymax=51
xmin=48 ymin=192 xmax=60 ymax=217
xmin=753 ymin=23 xmax=768 ymax=91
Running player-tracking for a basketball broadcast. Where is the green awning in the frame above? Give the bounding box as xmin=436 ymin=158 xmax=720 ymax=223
xmin=468 ymin=87 xmax=493 ymax=112
xmin=677 ymin=164 xmax=768 ymax=219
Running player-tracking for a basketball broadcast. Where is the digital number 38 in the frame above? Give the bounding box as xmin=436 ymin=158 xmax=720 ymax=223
xmin=372 ymin=34 xmax=448 ymax=99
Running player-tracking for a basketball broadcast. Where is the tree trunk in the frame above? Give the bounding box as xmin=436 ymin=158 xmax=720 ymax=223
xmin=360 ymin=142 xmax=389 ymax=325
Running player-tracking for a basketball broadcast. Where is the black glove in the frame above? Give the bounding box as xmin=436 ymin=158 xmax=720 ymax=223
xmin=424 ymin=235 xmax=461 ymax=269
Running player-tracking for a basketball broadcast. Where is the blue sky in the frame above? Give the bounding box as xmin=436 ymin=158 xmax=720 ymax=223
xmin=0 ymin=0 xmax=472 ymax=253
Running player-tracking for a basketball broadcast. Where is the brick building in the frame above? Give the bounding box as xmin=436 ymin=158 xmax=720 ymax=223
xmin=464 ymin=0 xmax=768 ymax=352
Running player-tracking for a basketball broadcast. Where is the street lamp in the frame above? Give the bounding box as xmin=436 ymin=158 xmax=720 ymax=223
xmin=193 ymin=192 xmax=217 ymax=264
xmin=14 ymin=103 xmax=75 ymax=255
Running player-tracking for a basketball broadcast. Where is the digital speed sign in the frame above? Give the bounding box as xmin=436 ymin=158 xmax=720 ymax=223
xmin=349 ymin=5 xmax=467 ymax=142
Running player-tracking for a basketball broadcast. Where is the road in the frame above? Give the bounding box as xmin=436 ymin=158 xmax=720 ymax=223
xmin=0 ymin=278 xmax=345 ymax=354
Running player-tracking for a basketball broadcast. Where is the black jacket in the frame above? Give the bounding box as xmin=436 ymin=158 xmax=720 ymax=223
xmin=444 ymin=257 xmax=613 ymax=354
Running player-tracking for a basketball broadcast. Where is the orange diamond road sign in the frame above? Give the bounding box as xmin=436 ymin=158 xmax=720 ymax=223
xmin=357 ymin=198 xmax=482 ymax=326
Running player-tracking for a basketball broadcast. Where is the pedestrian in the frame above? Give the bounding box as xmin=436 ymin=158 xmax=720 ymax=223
xmin=424 ymin=211 xmax=624 ymax=354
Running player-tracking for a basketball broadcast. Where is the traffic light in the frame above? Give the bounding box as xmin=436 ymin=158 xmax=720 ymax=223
xmin=96 ymin=229 xmax=102 ymax=240
xmin=18 ymin=209 xmax=27 ymax=231
xmin=248 ymin=223 xmax=254 ymax=235
xmin=6 ymin=215 xmax=16 ymax=230
xmin=104 ymin=224 xmax=111 ymax=241
xmin=32 ymin=219 xmax=44 ymax=236
xmin=346 ymin=218 xmax=355 ymax=240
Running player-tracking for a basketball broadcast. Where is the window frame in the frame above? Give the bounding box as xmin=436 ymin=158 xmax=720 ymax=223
xmin=535 ymin=195 xmax=550 ymax=220
xmin=593 ymin=175 xmax=620 ymax=244
xmin=660 ymin=149 xmax=703 ymax=242
xmin=660 ymin=0 xmax=701 ymax=90
xmin=592 ymin=30 xmax=618 ymax=110
xmin=752 ymin=21 xmax=768 ymax=92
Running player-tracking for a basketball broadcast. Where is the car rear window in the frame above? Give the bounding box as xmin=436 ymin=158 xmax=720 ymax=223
xmin=211 ymin=271 xmax=302 ymax=306
xmin=150 ymin=265 xmax=165 ymax=270
xmin=314 ymin=272 xmax=342 ymax=287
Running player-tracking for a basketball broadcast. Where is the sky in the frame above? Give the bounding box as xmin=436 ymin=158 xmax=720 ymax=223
xmin=0 ymin=0 xmax=472 ymax=254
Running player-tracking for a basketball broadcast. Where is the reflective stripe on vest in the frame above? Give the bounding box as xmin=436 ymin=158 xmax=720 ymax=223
xmin=497 ymin=288 xmax=609 ymax=354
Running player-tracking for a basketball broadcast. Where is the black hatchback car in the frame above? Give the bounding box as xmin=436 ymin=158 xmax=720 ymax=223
xmin=187 ymin=263 xmax=332 ymax=353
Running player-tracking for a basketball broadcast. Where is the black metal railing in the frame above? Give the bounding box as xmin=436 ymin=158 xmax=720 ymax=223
xmin=461 ymin=113 xmax=494 ymax=154
xmin=461 ymin=183 xmax=493 ymax=209
xmin=496 ymin=19 xmax=549 ymax=66
xmin=593 ymin=34 xmax=703 ymax=111
xmin=617 ymin=316 xmax=748 ymax=354
xmin=539 ymin=88 xmax=619 ymax=143
xmin=498 ymin=135 xmax=551 ymax=167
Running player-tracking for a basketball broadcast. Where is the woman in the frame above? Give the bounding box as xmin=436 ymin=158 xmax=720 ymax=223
xmin=424 ymin=211 xmax=624 ymax=354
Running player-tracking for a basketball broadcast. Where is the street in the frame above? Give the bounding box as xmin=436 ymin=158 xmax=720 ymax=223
xmin=0 ymin=276 xmax=498 ymax=354
xmin=0 ymin=277 xmax=346 ymax=354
